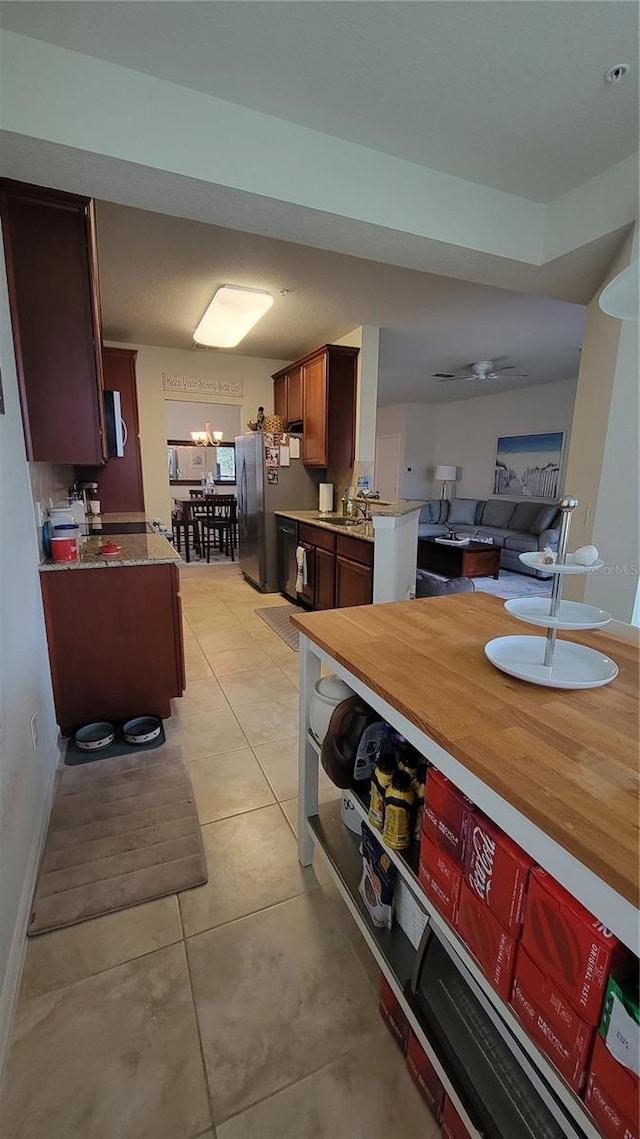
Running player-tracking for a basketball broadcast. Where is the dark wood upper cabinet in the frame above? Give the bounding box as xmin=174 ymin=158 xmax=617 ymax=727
xmin=76 ymin=348 xmax=145 ymax=513
xmin=287 ymin=365 xmax=303 ymax=422
xmin=301 ymin=353 xmax=328 ymax=467
xmin=273 ymin=373 xmax=288 ymax=422
xmin=272 ymin=344 xmax=358 ymax=467
xmin=0 ymin=179 xmax=106 ymax=465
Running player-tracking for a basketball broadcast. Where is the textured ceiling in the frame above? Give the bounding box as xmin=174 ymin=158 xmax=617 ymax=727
xmin=1 ymin=1 xmax=637 ymax=201
xmin=96 ymin=201 xmax=586 ymax=406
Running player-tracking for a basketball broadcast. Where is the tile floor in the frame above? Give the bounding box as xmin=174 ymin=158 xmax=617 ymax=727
xmin=0 ymin=564 xmax=437 ymax=1139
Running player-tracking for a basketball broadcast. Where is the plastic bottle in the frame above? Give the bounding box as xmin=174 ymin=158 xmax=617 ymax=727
xmin=368 ymin=740 xmax=396 ymax=831
xmin=382 ymin=770 xmax=415 ymax=851
xmin=412 ymin=767 xmax=426 ymax=844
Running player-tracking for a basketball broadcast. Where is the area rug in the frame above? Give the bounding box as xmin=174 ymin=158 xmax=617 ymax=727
xmin=473 ymin=570 xmax=552 ymax=600
xmin=28 ymin=746 xmax=207 ymax=935
xmin=255 ymin=604 xmax=301 ymax=650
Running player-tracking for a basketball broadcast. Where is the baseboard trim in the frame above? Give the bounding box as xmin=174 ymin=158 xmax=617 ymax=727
xmin=0 ymin=735 xmax=61 ymax=1094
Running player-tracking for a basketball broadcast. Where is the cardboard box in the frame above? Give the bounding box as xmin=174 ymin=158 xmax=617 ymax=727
xmin=521 ymin=867 xmax=628 ymax=1026
xmin=510 ymin=945 xmax=594 ymax=1093
xmin=600 ymin=964 xmax=640 ymax=1079
xmin=419 ymin=830 xmax=463 ymax=926
xmin=457 ymin=881 xmax=517 ymax=1001
xmin=585 ymin=1033 xmax=639 ymax=1139
xmin=463 ymin=810 xmax=533 ymax=935
xmin=379 ymin=974 xmax=409 ymax=1054
xmin=423 ymin=768 xmax=474 ymax=864
xmin=441 ymin=1095 xmax=472 ymax=1139
xmin=405 ymin=1031 xmax=445 ymax=1121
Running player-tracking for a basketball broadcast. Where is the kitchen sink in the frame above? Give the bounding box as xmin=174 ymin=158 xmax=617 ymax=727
xmin=314 ymin=516 xmax=362 ymax=527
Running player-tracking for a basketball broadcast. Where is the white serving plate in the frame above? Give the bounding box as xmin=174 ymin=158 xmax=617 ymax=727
xmin=504 ymin=598 xmax=612 ymax=631
xmin=484 ymin=635 xmax=618 ymax=689
xmin=519 ymin=552 xmax=604 ymax=574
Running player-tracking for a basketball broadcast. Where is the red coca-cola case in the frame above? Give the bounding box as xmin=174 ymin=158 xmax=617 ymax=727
xmin=419 ymin=830 xmax=463 ymax=926
xmin=510 ymin=945 xmax=595 ymax=1093
xmin=457 ymin=881 xmax=517 ymax=1000
xmin=379 ymin=975 xmax=409 ymax=1054
xmin=521 ymin=867 xmax=628 ymax=1026
xmin=585 ymin=1034 xmax=639 ymax=1139
xmin=423 ymin=768 xmax=474 ymax=864
xmin=463 ymin=810 xmax=533 ymax=935
xmin=441 ymin=1096 xmax=472 ymax=1139
xmin=405 ymin=1031 xmax=445 ymax=1121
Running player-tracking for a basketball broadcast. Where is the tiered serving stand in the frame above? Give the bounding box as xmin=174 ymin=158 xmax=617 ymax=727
xmin=484 ymin=496 xmax=618 ymax=689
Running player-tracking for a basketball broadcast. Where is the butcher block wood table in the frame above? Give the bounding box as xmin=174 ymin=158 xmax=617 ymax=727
xmin=292 ymin=592 xmax=639 ymax=950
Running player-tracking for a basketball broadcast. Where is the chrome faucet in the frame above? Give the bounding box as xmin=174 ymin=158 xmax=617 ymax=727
xmin=348 ymin=490 xmax=380 ymax=523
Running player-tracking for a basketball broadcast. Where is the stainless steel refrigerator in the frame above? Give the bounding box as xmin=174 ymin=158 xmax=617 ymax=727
xmin=235 ymin=432 xmax=321 ymax=592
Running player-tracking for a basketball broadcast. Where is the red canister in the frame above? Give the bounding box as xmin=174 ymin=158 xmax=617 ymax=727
xmin=50 ymin=535 xmax=78 ymax=562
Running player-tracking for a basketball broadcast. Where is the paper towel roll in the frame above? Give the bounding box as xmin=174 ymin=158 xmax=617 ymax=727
xmin=319 ymin=483 xmax=334 ymax=513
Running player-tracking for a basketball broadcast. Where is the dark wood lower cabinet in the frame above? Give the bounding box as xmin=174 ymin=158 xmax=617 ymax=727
xmin=296 ymin=522 xmax=373 ymax=610
xmin=299 ymin=542 xmax=316 ymax=607
xmin=336 ymin=555 xmax=374 ymax=608
xmin=315 ymin=547 xmax=336 ymax=609
xmin=41 ymin=563 xmax=185 ymax=734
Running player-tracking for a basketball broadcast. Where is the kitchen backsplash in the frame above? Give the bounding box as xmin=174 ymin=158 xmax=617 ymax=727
xmin=29 ymin=462 xmax=75 ymax=511
xmin=29 ymin=462 xmax=75 ymax=558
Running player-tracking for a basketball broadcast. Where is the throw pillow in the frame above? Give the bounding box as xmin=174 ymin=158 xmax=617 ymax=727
xmin=510 ymin=502 xmax=543 ymax=532
xmin=447 ymin=498 xmax=479 ymax=526
xmin=531 ymin=504 xmax=559 ymax=535
xmin=428 ymin=499 xmax=443 ymax=523
xmin=481 ymin=500 xmax=517 ymax=528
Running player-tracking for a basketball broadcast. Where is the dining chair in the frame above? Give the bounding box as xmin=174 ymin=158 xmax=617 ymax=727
xmin=200 ymin=498 xmax=237 ymax=562
xmin=172 ymin=500 xmax=202 ymax=562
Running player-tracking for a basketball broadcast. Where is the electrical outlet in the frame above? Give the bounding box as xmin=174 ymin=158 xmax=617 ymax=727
xmin=29 ymin=714 xmax=38 ymax=751
xmin=35 ymin=501 xmax=45 ymax=527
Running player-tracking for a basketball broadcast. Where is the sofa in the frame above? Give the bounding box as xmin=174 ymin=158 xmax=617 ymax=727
xmin=417 ymin=498 xmax=560 ymax=577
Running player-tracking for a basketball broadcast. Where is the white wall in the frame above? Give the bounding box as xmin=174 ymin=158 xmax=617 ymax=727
xmin=376 ymin=383 xmax=576 ymax=504
xmin=0 ymin=235 xmax=60 ymax=1081
xmin=431 ymin=379 xmax=577 ymax=500
xmin=375 ymin=403 xmax=437 ymax=500
xmin=111 ymin=342 xmax=287 ymax=525
xmin=583 ymin=230 xmax=639 ymax=622
xmin=164 ymin=400 xmax=241 ymax=441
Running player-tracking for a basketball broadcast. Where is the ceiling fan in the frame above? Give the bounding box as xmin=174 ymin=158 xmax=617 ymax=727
xmin=433 ymin=359 xmax=528 ymax=383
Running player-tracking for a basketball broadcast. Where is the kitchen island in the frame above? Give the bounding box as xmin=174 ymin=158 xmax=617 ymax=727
xmin=39 ymin=515 xmax=184 ymax=733
xmin=292 ymin=593 xmax=639 ymax=1139
xmin=276 ymin=500 xmax=423 ymax=606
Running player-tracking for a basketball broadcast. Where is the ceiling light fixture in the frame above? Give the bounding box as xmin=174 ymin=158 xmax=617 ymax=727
xmin=191 ymin=421 xmax=223 ymax=446
xmin=193 ymin=285 xmax=273 ymax=348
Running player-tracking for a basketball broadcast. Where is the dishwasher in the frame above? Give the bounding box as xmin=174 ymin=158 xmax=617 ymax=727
xmin=277 ymin=517 xmax=299 ymax=602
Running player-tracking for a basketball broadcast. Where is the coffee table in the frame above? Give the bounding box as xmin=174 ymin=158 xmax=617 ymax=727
xmin=417 ymin=537 xmax=501 ymax=580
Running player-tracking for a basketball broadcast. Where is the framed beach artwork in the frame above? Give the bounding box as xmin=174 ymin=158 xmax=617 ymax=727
xmin=493 ymin=432 xmax=564 ymax=499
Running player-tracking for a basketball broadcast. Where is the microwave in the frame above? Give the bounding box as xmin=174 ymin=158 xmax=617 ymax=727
xmin=103 ymin=390 xmax=125 ymax=458
xmin=410 ymin=927 xmax=576 ymax=1139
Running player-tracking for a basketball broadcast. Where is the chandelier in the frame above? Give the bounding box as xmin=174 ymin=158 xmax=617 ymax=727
xmin=191 ymin=420 xmax=223 ymax=447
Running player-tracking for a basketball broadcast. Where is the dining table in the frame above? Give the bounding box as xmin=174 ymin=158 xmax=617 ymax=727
xmin=172 ymin=495 xmax=237 ymax=562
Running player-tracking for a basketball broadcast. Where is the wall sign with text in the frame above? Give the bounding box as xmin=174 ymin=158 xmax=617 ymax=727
xmin=162 ymin=372 xmax=244 ymax=397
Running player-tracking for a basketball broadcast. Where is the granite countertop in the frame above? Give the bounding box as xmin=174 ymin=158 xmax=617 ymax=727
xmin=275 ymin=501 xmax=424 ymax=543
xmin=275 ymin=510 xmax=374 ymax=542
xmin=39 ymin=514 xmax=180 ymax=571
